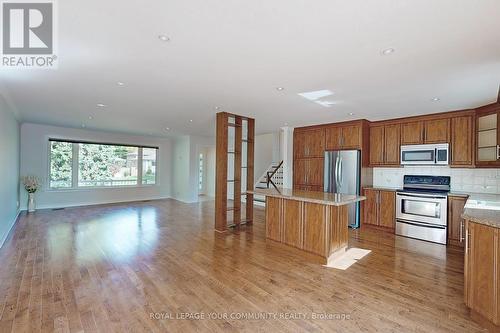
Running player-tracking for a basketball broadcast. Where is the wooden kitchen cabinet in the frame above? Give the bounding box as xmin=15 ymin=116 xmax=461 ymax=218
xmin=424 ymin=118 xmax=450 ymax=143
xmin=362 ymin=188 xmax=395 ymax=231
xmin=464 ymin=221 xmax=500 ymax=327
xmin=294 ymin=129 xmax=325 ymax=158
xmin=400 ymin=118 xmax=450 ymax=145
xmin=325 ymin=123 xmax=363 ymax=150
xmin=266 ymin=197 xmax=282 ymax=242
xmin=369 ymin=124 xmax=401 ymax=166
xmin=293 ymin=158 xmax=323 ymax=187
xmin=384 ymin=124 xmax=401 ymax=165
xmin=363 ymin=189 xmax=379 ymax=226
xmin=369 ymin=126 xmax=385 ymax=165
xmin=475 ymin=104 xmax=500 ymax=167
xmin=451 ymin=115 xmax=474 ymax=166
xmin=379 ymin=190 xmax=396 ymax=229
xmin=401 ymin=121 xmax=424 ymax=145
xmin=447 ymin=195 xmax=468 ymax=247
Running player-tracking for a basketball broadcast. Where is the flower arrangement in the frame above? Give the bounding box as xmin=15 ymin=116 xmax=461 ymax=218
xmin=22 ymin=176 xmax=41 ymax=193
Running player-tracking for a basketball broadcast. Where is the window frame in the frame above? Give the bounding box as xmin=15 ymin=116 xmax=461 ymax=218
xmin=47 ymin=139 xmax=159 ymax=190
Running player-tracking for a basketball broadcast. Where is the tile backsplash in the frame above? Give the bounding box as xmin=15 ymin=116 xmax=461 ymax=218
xmin=373 ymin=167 xmax=500 ymax=194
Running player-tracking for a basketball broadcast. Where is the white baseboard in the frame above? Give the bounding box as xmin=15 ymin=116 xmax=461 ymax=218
xmin=21 ymin=196 xmax=172 ymax=211
xmin=0 ymin=210 xmax=21 ymax=249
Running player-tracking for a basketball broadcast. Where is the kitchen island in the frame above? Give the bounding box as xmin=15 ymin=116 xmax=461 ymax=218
xmin=461 ymin=194 xmax=500 ymax=332
xmin=249 ymin=188 xmax=365 ymax=265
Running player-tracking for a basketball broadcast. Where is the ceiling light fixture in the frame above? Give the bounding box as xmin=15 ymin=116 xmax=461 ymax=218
xmin=158 ymin=35 xmax=170 ymax=42
xmin=189 ymin=119 xmax=193 ymax=123
xmin=88 ymin=116 xmax=93 ymax=120
xmin=215 ymin=106 xmax=221 ymax=111
xmin=431 ymin=97 xmax=440 ymax=102
xmin=117 ymin=82 xmax=125 ymax=86
xmin=349 ymin=112 xmax=354 ymax=116
xmin=165 ymin=127 xmax=170 ymax=131
xmin=276 ymin=87 xmax=285 ymax=91
xmin=381 ymin=48 xmax=395 ymax=55
xmin=96 ymin=103 xmax=106 ymax=108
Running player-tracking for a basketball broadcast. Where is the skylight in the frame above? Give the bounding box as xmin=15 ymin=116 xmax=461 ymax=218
xmin=298 ymin=89 xmax=333 ymax=101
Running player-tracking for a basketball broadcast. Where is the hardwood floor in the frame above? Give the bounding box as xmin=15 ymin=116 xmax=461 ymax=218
xmin=0 ymin=199 xmax=486 ymax=332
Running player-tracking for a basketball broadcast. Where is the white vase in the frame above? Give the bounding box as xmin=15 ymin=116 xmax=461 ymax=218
xmin=28 ymin=192 xmax=36 ymax=213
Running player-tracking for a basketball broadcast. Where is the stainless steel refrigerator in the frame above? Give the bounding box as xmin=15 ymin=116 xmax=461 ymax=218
xmin=324 ymin=150 xmax=361 ymax=228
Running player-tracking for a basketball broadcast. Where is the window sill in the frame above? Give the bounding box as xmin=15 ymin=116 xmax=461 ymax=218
xmin=45 ymin=184 xmax=159 ymax=193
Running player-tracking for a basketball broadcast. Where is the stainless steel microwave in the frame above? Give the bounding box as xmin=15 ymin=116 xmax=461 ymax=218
xmin=400 ymin=144 xmax=449 ymax=165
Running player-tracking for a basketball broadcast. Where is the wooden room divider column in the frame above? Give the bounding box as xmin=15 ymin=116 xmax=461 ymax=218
xmin=215 ymin=112 xmax=255 ymax=233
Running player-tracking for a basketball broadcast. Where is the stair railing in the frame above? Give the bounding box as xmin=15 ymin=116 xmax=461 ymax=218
xmin=266 ymin=160 xmax=283 ymax=190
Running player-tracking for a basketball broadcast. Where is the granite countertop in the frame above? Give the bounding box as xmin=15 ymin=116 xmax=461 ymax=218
xmin=461 ymin=193 xmax=500 ymax=229
xmin=248 ymin=188 xmax=365 ymax=206
xmin=363 ymin=186 xmax=401 ymax=191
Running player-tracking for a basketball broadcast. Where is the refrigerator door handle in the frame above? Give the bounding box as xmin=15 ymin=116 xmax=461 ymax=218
xmin=335 ymin=156 xmax=340 ymax=190
xmin=339 ymin=157 xmax=343 ymax=188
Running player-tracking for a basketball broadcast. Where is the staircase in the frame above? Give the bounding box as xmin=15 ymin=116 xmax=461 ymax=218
xmin=254 ymin=161 xmax=283 ymax=206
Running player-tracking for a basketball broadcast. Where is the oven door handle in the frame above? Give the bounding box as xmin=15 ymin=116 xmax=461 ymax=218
xmin=397 ymin=193 xmax=447 ymax=200
xmin=396 ymin=219 xmax=446 ymax=230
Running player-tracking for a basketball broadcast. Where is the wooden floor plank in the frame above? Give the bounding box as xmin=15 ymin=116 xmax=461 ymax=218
xmin=0 ymin=199 xmax=488 ymax=333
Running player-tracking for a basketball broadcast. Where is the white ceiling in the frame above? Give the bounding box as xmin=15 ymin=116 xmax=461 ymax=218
xmin=1 ymin=0 xmax=500 ymax=137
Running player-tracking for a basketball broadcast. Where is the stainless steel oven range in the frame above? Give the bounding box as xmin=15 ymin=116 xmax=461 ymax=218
xmin=395 ymin=175 xmax=450 ymax=244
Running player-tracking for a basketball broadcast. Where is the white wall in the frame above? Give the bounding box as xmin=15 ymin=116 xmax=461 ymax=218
xmin=0 ymin=99 xmax=20 ymax=247
xmin=281 ymin=127 xmax=294 ymax=188
xmin=373 ymin=167 xmax=500 ymax=194
xmin=20 ymin=123 xmax=172 ymax=210
xmin=206 ymin=147 xmax=216 ymax=197
xmin=170 ymin=135 xmax=215 ymax=203
xmin=254 ymin=133 xmax=279 ymax=184
xmin=171 ymin=136 xmax=191 ymax=202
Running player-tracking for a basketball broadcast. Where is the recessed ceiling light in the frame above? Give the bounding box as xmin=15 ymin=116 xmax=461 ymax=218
xmin=431 ymin=97 xmax=440 ymax=102
xmin=381 ymin=48 xmax=395 ymax=55
xmin=158 ymin=35 xmax=170 ymax=42
xmin=189 ymin=119 xmax=193 ymax=123
xmin=96 ymin=103 xmax=106 ymax=108
xmin=88 ymin=116 xmax=93 ymax=120
xmin=349 ymin=112 xmax=354 ymax=116
xmin=215 ymin=106 xmax=221 ymax=110
xmin=276 ymin=87 xmax=285 ymax=91
xmin=117 ymin=82 xmax=125 ymax=86
xmin=165 ymin=127 xmax=170 ymax=131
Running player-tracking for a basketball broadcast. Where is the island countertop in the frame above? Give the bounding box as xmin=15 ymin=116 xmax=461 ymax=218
xmin=461 ymin=193 xmax=500 ymax=229
xmin=248 ymin=188 xmax=365 ymax=206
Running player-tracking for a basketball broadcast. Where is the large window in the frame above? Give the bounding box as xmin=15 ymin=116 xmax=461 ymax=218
xmin=49 ymin=139 xmax=158 ymax=189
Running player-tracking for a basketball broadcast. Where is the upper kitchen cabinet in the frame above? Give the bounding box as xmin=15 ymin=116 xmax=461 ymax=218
xmin=451 ymin=115 xmax=475 ymax=167
xmin=294 ymin=129 xmax=326 ymax=158
xmin=475 ymin=103 xmax=500 ymax=167
xmin=325 ymin=121 xmax=367 ymax=150
xmin=369 ymin=123 xmax=401 ymax=167
xmin=401 ymin=121 xmax=424 ymax=145
xmin=424 ymin=118 xmax=450 ymax=143
xmin=400 ymin=118 xmax=450 ymax=145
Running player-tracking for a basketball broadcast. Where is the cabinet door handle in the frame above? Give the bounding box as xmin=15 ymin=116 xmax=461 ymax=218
xmin=497 ymin=145 xmax=500 ymax=160
xmin=460 ymin=220 xmax=464 ymax=242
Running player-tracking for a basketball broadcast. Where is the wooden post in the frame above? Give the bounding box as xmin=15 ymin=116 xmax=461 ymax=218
xmin=233 ymin=117 xmax=242 ymax=225
xmin=215 ymin=113 xmax=228 ymax=232
xmin=246 ymin=118 xmax=255 ymax=223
